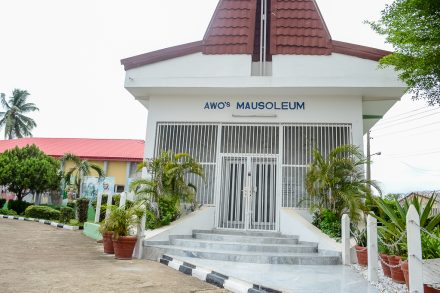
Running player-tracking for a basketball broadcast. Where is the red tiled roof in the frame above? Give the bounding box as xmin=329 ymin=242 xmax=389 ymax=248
xmin=202 ymin=0 xmax=257 ymax=55
xmin=0 ymin=138 xmax=144 ymax=162
xmin=120 ymin=0 xmax=391 ymax=69
xmin=270 ymin=0 xmax=332 ymax=55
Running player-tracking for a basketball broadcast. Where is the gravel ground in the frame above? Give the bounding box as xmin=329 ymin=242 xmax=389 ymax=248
xmin=351 ymin=264 xmax=407 ymax=293
xmin=0 ymin=218 xmax=227 ymax=293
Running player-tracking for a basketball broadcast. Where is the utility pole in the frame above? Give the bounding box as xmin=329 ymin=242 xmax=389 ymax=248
xmin=367 ymin=131 xmax=371 ymax=183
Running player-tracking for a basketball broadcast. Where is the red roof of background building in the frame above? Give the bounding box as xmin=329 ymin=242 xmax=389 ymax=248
xmin=121 ymin=0 xmax=391 ymax=70
xmin=0 ymin=138 xmax=144 ymax=162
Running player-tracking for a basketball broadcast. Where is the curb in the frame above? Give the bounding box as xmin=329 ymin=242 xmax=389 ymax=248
xmin=0 ymin=214 xmax=83 ymax=231
xmin=159 ymin=254 xmax=283 ymax=293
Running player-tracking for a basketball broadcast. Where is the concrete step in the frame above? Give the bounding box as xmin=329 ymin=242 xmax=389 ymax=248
xmin=193 ymin=229 xmax=289 ymax=237
xmin=147 ymin=244 xmax=341 ymax=265
xmin=194 ymin=232 xmax=299 ymax=244
xmin=171 ymin=238 xmax=317 ymax=253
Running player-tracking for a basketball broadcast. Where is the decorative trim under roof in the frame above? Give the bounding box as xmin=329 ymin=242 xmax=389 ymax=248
xmin=332 ymin=40 xmax=391 ymax=61
xmin=121 ymin=41 xmax=203 ymax=70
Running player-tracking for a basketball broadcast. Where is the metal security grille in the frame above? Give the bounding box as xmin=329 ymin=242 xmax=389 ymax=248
xmin=217 ymin=125 xmax=279 ymax=231
xmin=155 ymin=123 xmax=218 ymax=205
xmin=282 ymin=123 xmax=352 ymax=208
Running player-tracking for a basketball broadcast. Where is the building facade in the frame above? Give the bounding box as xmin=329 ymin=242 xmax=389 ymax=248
xmin=121 ymin=0 xmax=406 ymax=232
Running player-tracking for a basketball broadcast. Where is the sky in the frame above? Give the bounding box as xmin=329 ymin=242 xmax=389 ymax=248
xmin=0 ymin=0 xmax=439 ymax=195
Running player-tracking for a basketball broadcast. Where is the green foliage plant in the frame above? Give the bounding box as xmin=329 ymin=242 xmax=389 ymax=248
xmin=421 ymin=227 xmax=440 ymax=259
xmin=367 ymin=0 xmax=440 ymax=105
xmin=131 ymin=151 xmax=203 ymax=228
xmin=107 ymin=203 xmax=145 ymax=240
xmin=305 ymin=145 xmax=381 ymax=223
xmin=59 ymin=207 xmax=75 ymax=223
xmin=0 ymin=145 xmax=62 ymax=201
xmin=0 ymin=198 xmax=6 ymax=208
xmin=311 ymin=208 xmax=341 ymax=239
xmin=24 ymin=205 xmax=61 ymax=220
xmin=0 ymin=208 xmax=17 ymax=216
xmin=0 ymin=89 xmax=39 ymax=139
xmin=7 ymin=200 xmax=33 ymax=215
xmin=76 ymin=198 xmax=89 ymax=223
xmin=352 ymin=226 xmax=368 ymax=247
xmin=60 ymin=153 xmax=104 ymax=200
xmin=370 ymin=193 xmax=440 ymax=256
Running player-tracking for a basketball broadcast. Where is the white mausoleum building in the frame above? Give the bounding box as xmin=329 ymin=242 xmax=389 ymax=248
xmin=121 ymin=0 xmax=406 ymax=233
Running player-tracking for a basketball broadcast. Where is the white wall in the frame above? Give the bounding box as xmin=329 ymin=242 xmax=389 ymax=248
xmin=144 ymin=94 xmax=364 ymax=159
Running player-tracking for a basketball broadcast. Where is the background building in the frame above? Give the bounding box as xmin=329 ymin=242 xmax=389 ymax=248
xmin=0 ymin=138 xmax=144 ymax=202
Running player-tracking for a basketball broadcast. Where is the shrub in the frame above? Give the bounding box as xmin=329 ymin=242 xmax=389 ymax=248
xmin=40 ymin=204 xmax=62 ymax=211
xmin=59 ymin=207 xmax=75 ymax=223
xmin=91 ymin=194 xmax=121 ymax=222
xmin=8 ymin=200 xmax=33 ymax=215
xmin=67 ymin=201 xmax=76 ymax=210
xmin=145 ymin=196 xmax=180 ymax=230
xmin=0 ymin=208 xmax=17 ymax=216
xmin=0 ymin=198 xmax=6 ymax=209
xmin=421 ymin=227 xmax=440 ymax=259
xmin=312 ymin=209 xmax=341 ymax=239
xmin=24 ymin=205 xmax=61 ymax=220
xmin=76 ymin=198 xmax=89 ymax=223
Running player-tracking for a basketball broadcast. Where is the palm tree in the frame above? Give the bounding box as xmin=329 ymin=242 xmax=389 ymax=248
xmin=0 ymin=89 xmax=39 ymax=139
xmin=61 ymin=153 xmax=104 ymax=199
xmin=305 ymin=144 xmax=381 ymax=222
xmin=131 ymin=151 xmax=204 ymax=204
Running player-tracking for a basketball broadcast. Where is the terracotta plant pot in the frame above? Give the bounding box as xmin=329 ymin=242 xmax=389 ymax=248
xmin=400 ymin=260 xmax=409 ymax=288
xmin=424 ymin=284 xmax=440 ymax=293
xmin=356 ymin=246 xmax=368 ymax=266
xmin=388 ymin=256 xmax=405 ymax=284
xmin=379 ymin=253 xmax=392 ymax=277
xmin=113 ymin=236 xmax=137 ymax=260
xmin=102 ymin=232 xmax=114 ymax=254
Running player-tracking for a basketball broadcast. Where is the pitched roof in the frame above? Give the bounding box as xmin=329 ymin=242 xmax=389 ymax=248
xmin=270 ymin=0 xmax=332 ymax=55
xmin=0 ymin=138 xmax=144 ymax=162
xmin=203 ymin=0 xmax=257 ymax=54
xmin=120 ymin=0 xmax=392 ymax=70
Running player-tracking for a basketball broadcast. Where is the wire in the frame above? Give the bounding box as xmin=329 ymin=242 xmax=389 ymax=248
xmin=376 ymin=106 xmax=435 ymax=125
xmin=384 ymin=149 xmax=440 ymax=158
xmin=373 ymin=109 xmax=440 ymax=131
xmin=380 ymin=106 xmax=428 ymax=120
xmin=373 ymin=121 xmax=440 ymax=138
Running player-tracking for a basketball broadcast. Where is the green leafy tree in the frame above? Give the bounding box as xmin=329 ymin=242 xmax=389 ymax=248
xmin=367 ymin=0 xmax=440 ymax=105
xmin=130 ymin=151 xmax=204 ymax=225
xmin=305 ymin=145 xmax=381 ymax=222
xmin=0 ymin=89 xmax=39 ymax=139
xmin=60 ymin=153 xmax=104 ymax=199
xmin=0 ymin=144 xmax=61 ymax=201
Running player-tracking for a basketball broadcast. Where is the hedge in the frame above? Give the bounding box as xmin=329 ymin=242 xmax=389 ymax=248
xmin=76 ymin=198 xmax=89 ymax=223
xmin=59 ymin=207 xmax=75 ymax=223
xmin=8 ymin=200 xmax=33 ymax=215
xmin=24 ymin=206 xmax=61 ymax=220
xmin=0 ymin=198 xmax=6 ymax=209
xmin=0 ymin=208 xmax=17 ymax=216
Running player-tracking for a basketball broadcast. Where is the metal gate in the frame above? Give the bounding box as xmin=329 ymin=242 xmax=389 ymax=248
xmin=217 ymin=155 xmax=277 ymax=231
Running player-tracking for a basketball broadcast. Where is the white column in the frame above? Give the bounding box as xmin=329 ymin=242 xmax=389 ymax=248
xmin=94 ymin=193 xmax=102 ymax=223
xmin=133 ymin=204 xmax=146 ymax=259
xmin=103 ymin=161 xmax=108 ymax=174
xmin=105 ymin=193 xmax=113 ymax=220
xmin=124 ymin=162 xmax=131 ymax=192
xmin=367 ymin=214 xmax=378 ymax=282
xmin=341 ymin=214 xmax=351 ymax=265
xmin=406 ymin=205 xmax=423 ymax=293
xmin=119 ymin=192 xmax=127 ymax=208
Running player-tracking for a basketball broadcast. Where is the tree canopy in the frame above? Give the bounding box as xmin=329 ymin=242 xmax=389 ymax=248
xmin=368 ymin=0 xmax=440 ymax=105
xmin=0 ymin=144 xmax=61 ymax=201
xmin=60 ymin=153 xmax=104 ymax=199
xmin=0 ymin=89 xmax=39 ymax=139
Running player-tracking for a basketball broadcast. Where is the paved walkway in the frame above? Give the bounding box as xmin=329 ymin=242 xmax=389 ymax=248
xmin=0 ymin=219 xmax=226 ymax=293
xmin=175 ymin=256 xmax=379 ymax=293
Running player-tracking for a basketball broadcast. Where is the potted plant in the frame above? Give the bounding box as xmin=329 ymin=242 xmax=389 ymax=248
xmin=99 ymin=217 xmax=115 ymax=254
xmin=378 ymin=241 xmax=392 ymax=278
xmin=353 ymin=227 xmax=368 ymax=266
xmin=109 ymin=203 xmax=144 ymax=260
